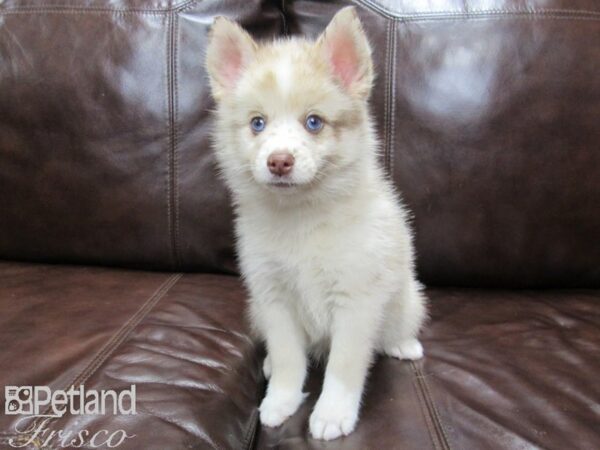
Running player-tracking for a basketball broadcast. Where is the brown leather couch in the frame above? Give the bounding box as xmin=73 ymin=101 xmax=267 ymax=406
xmin=1 ymin=1 xmax=598 ymax=449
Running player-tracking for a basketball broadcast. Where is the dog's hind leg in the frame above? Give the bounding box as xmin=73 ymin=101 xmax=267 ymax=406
xmin=379 ymin=276 xmax=427 ymax=360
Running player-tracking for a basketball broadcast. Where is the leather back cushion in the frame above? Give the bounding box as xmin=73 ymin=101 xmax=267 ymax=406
xmin=1 ymin=0 xmax=598 ymax=287
xmin=0 ymin=0 xmax=282 ymax=274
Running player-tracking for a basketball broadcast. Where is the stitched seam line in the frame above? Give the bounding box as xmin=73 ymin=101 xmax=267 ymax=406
xmin=35 ymin=274 xmax=182 ymax=432
xmin=353 ymin=0 xmax=600 ymax=21
xmin=164 ymin=13 xmax=173 ymax=271
xmin=412 ymin=362 xmax=452 ymax=450
xmin=244 ymin=360 xmax=267 ymax=450
xmin=70 ymin=274 xmax=182 ymax=388
xmin=242 ymin=408 xmax=259 ymax=450
xmin=280 ymin=0 xmax=288 ymax=36
xmin=388 ymin=20 xmax=397 ymax=177
xmin=382 ymin=20 xmax=391 ymax=174
xmin=172 ymin=11 xmax=181 ymax=269
xmin=166 ymin=11 xmax=181 ymax=270
xmin=413 ymin=376 xmax=443 ymax=450
xmin=0 ymin=275 xmax=184 ymax=446
xmin=0 ymin=0 xmax=196 ymax=15
xmin=396 ymin=14 xmax=600 ymax=23
xmin=421 ymin=367 xmax=452 ymax=449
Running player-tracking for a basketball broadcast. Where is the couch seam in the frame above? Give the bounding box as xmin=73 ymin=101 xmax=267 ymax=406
xmin=394 ymin=14 xmax=600 ymax=23
xmin=382 ymin=20 xmax=391 ymax=174
xmin=388 ymin=19 xmax=397 ymax=177
xmin=242 ymin=408 xmax=259 ymax=450
xmin=166 ymin=10 xmax=181 ymax=270
xmin=3 ymin=274 xmax=183 ymax=448
xmin=165 ymin=12 xmax=173 ymax=271
xmin=174 ymin=10 xmax=181 ymax=270
xmin=411 ymin=362 xmax=452 ymax=450
xmin=0 ymin=0 xmax=196 ymax=15
xmin=422 ymin=369 xmax=452 ymax=449
xmin=353 ymin=1 xmax=600 ymax=21
xmin=3 ymin=3 xmax=597 ymax=20
xmin=173 ymin=10 xmax=182 ymax=269
xmin=243 ymin=356 xmax=266 ymax=450
xmin=34 ymin=274 xmax=183 ymax=437
xmin=412 ymin=377 xmax=442 ymax=450
xmin=279 ymin=0 xmax=288 ymax=36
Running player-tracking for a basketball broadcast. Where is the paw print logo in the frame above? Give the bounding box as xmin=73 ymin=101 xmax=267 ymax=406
xmin=4 ymin=387 xmax=33 ymax=415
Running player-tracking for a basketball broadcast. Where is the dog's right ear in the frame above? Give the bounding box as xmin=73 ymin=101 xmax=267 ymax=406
xmin=206 ymin=17 xmax=257 ymax=100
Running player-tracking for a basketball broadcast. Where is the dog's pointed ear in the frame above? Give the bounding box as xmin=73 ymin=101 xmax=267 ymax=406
xmin=317 ymin=7 xmax=374 ymax=98
xmin=206 ymin=17 xmax=257 ymax=99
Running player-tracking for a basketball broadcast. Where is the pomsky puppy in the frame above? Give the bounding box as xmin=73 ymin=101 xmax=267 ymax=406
xmin=206 ymin=6 xmax=426 ymax=441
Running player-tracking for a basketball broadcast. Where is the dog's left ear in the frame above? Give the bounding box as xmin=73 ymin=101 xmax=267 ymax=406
xmin=206 ymin=17 xmax=257 ymax=100
xmin=317 ymin=7 xmax=374 ymax=99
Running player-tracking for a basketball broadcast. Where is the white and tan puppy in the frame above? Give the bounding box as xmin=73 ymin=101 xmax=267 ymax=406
xmin=206 ymin=7 xmax=426 ymax=441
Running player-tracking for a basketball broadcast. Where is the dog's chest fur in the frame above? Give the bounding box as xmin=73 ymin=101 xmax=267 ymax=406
xmin=236 ymin=188 xmax=403 ymax=344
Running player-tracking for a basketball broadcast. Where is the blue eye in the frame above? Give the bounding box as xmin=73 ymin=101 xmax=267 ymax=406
xmin=305 ymin=115 xmax=323 ymax=133
xmin=250 ymin=116 xmax=266 ymax=133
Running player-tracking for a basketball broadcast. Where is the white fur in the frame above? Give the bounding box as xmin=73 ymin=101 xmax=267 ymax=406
xmin=206 ymin=7 xmax=427 ymax=441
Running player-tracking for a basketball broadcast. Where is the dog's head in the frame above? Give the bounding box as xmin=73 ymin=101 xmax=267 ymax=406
xmin=206 ymin=7 xmax=374 ymax=201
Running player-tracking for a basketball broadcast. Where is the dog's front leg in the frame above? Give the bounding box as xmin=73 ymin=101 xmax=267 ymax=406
xmin=254 ymin=300 xmax=307 ymax=427
xmin=309 ymin=300 xmax=382 ymax=440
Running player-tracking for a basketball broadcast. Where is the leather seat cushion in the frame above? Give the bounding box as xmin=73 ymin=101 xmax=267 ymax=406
xmin=2 ymin=261 xmax=598 ymax=449
xmin=0 ymin=261 xmax=262 ymax=450
xmin=256 ymin=289 xmax=600 ymax=449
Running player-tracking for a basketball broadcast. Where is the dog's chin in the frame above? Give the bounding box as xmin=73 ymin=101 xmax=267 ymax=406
xmin=263 ymin=181 xmax=304 ymax=194
xmin=256 ymin=177 xmax=317 ymax=195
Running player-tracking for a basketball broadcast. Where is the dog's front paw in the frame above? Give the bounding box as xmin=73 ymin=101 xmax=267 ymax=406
xmin=259 ymin=389 xmax=305 ymax=428
xmin=384 ymin=338 xmax=423 ymax=361
xmin=309 ymin=398 xmax=358 ymax=440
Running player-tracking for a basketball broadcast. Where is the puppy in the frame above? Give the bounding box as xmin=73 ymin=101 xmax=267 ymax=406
xmin=206 ymin=7 xmax=426 ymax=441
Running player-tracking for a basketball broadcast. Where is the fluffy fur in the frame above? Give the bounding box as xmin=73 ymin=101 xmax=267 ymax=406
xmin=206 ymin=7 xmax=426 ymax=441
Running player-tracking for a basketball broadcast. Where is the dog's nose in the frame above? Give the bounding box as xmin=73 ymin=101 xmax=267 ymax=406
xmin=267 ymin=152 xmax=295 ymax=176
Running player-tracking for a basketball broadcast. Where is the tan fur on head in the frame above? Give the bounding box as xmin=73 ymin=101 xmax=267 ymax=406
xmin=205 ymin=7 xmax=378 ymax=205
xmin=206 ymin=7 xmax=373 ymax=100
